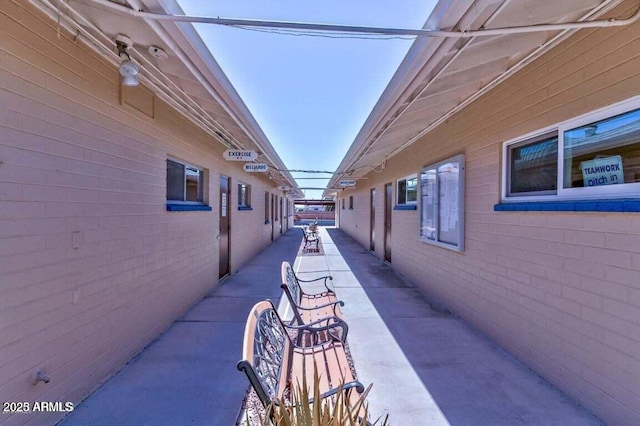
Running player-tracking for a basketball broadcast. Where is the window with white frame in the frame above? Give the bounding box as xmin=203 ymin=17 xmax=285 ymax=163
xmin=420 ymin=154 xmax=465 ymax=251
xmin=166 ymin=158 xmax=205 ymax=203
xmin=238 ymin=183 xmax=251 ymax=209
xmin=397 ymin=175 xmax=418 ymax=205
xmin=504 ymin=97 xmax=640 ymax=201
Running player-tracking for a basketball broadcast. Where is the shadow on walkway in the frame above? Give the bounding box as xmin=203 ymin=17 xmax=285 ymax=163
xmin=325 ymin=228 xmax=602 ymax=426
xmin=59 ymin=226 xmax=602 ymax=426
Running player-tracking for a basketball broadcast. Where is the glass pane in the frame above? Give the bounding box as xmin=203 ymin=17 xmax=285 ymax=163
xmin=438 ymin=162 xmax=459 ymax=246
xmin=238 ymin=184 xmax=247 ymax=206
xmin=406 ymin=177 xmax=417 ymax=203
xmin=420 ymin=169 xmax=437 ymax=241
xmin=166 ymin=160 xmax=185 ymax=201
xmin=509 ymin=135 xmax=557 ymax=195
xmin=398 ymin=180 xmax=407 ymax=204
xmin=564 ymin=108 xmax=640 ymax=188
xmin=185 ymin=166 xmax=202 ymax=202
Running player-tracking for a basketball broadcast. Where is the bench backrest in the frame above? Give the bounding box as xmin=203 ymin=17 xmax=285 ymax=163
xmin=281 ymin=261 xmax=301 ymax=304
xmin=237 ymin=300 xmax=292 ymax=406
xmin=280 ymin=261 xmax=306 ymax=324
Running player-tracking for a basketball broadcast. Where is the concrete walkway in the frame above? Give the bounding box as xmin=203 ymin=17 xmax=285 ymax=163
xmin=61 ymin=227 xmax=602 ymax=425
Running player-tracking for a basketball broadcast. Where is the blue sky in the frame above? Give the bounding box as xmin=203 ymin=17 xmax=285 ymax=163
xmin=177 ymin=0 xmax=437 ymax=198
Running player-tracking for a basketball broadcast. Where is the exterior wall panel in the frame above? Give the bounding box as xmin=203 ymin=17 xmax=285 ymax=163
xmin=338 ymin=6 xmax=640 ymax=425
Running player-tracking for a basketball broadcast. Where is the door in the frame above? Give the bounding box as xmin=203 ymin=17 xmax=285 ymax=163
xmin=384 ymin=183 xmax=392 ymax=263
xmin=270 ymin=193 xmax=275 ymax=241
xmin=369 ymin=188 xmax=376 ymax=252
xmin=279 ymin=196 xmax=284 ymax=234
xmin=219 ymin=175 xmax=231 ymax=278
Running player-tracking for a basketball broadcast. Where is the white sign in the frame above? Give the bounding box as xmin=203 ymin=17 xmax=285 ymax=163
xmin=243 ymin=163 xmax=268 ymax=172
xmin=224 ymin=150 xmax=257 ymax=162
xmin=221 ymin=193 xmax=227 ymax=217
xmin=580 ymin=155 xmax=624 ymax=187
xmin=339 ymin=179 xmax=357 ymax=187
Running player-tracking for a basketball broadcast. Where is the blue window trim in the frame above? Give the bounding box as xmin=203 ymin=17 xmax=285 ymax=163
xmin=166 ymin=203 xmax=212 ymax=212
xmin=494 ymin=199 xmax=640 ymax=212
xmin=238 ymin=206 xmax=253 ymax=211
xmin=394 ymin=204 xmax=417 ymax=211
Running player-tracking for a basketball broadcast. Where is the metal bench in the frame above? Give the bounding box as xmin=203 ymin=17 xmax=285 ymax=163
xmin=281 ymin=261 xmax=345 ymax=332
xmin=300 ymin=226 xmax=320 ymax=251
xmin=237 ymin=300 xmax=366 ymax=417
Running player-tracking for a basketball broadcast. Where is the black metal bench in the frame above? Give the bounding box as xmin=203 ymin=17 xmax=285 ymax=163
xmin=280 ymin=261 xmax=345 ymax=333
xmin=300 ymin=226 xmax=320 ymax=251
xmin=237 ymin=300 xmax=366 ymax=417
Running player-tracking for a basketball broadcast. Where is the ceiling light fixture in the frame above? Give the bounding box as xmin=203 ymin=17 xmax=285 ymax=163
xmin=115 ymin=34 xmax=139 ymax=87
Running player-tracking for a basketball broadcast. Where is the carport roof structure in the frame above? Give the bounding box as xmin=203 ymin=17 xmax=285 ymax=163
xmin=325 ymin=0 xmax=640 ymax=194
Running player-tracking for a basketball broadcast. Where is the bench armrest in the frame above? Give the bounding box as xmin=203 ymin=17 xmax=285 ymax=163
xmin=297 ymin=275 xmax=334 ymax=294
xmin=310 ymin=380 xmax=366 ymax=403
xmin=285 ymin=316 xmax=349 ymax=343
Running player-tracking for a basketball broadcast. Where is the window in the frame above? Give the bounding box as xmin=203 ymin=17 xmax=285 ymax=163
xmin=504 ymin=97 xmax=640 ymax=201
xmin=166 ymin=158 xmax=204 ymax=203
xmin=348 ymin=195 xmax=353 ymax=210
xmin=420 ymin=154 xmax=465 ymax=251
xmin=397 ymin=175 xmax=418 ymax=205
xmin=264 ymin=192 xmax=270 ymax=223
xmin=238 ymin=183 xmax=251 ymax=210
xmin=507 ymin=133 xmax=558 ymax=197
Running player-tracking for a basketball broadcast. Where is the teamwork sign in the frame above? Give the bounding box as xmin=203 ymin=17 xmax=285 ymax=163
xmin=580 ymin=155 xmax=624 ymax=187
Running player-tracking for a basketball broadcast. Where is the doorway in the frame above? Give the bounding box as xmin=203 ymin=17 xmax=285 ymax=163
xmin=219 ymin=175 xmax=231 ymax=278
xmin=270 ymin=193 xmax=275 ymax=241
xmin=370 ymin=188 xmax=376 ymax=252
xmin=384 ymin=182 xmax=392 ymax=263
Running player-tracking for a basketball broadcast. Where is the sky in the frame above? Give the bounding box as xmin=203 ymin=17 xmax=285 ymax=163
xmin=177 ymin=0 xmax=438 ymax=199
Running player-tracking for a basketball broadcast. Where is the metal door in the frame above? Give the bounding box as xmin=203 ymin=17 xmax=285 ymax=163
xmin=279 ymin=196 xmax=283 ymax=234
xmin=271 ymin=193 xmax=275 ymax=241
xmin=384 ymin=183 xmax=392 ymax=263
xmin=219 ymin=175 xmax=231 ymax=278
xmin=370 ymin=188 xmax=376 ymax=252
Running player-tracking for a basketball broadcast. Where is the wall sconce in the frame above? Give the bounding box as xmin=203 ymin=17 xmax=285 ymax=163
xmin=115 ymin=34 xmax=139 ymax=87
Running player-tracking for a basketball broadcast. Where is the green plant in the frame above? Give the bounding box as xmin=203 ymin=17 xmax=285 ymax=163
xmin=253 ymin=368 xmax=389 ymax=426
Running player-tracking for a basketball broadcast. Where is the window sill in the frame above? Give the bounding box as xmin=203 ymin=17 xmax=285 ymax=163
xmin=238 ymin=206 xmax=253 ymax=211
xmin=494 ymin=199 xmax=640 ymax=212
xmin=166 ymin=203 xmax=212 ymax=212
xmin=394 ymin=204 xmax=417 ymax=211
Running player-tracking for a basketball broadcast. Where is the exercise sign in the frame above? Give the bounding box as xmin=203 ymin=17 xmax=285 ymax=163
xmin=224 ymin=150 xmax=257 ymax=161
xmin=580 ymin=155 xmax=624 ymax=187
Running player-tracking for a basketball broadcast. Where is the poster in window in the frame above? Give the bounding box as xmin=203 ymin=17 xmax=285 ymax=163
xmin=438 ymin=162 xmax=459 ymax=246
xmin=420 ymin=169 xmax=437 ymax=241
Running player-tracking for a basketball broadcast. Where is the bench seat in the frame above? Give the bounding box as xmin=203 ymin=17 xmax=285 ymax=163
xmin=281 ymin=261 xmax=345 ymax=328
xmin=237 ymin=300 xmax=366 ymax=417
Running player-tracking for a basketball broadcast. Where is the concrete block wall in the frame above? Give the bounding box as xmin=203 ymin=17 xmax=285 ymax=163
xmin=0 ymin=2 xmax=286 ymax=425
xmin=337 ymin=3 xmax=640 ymax=425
